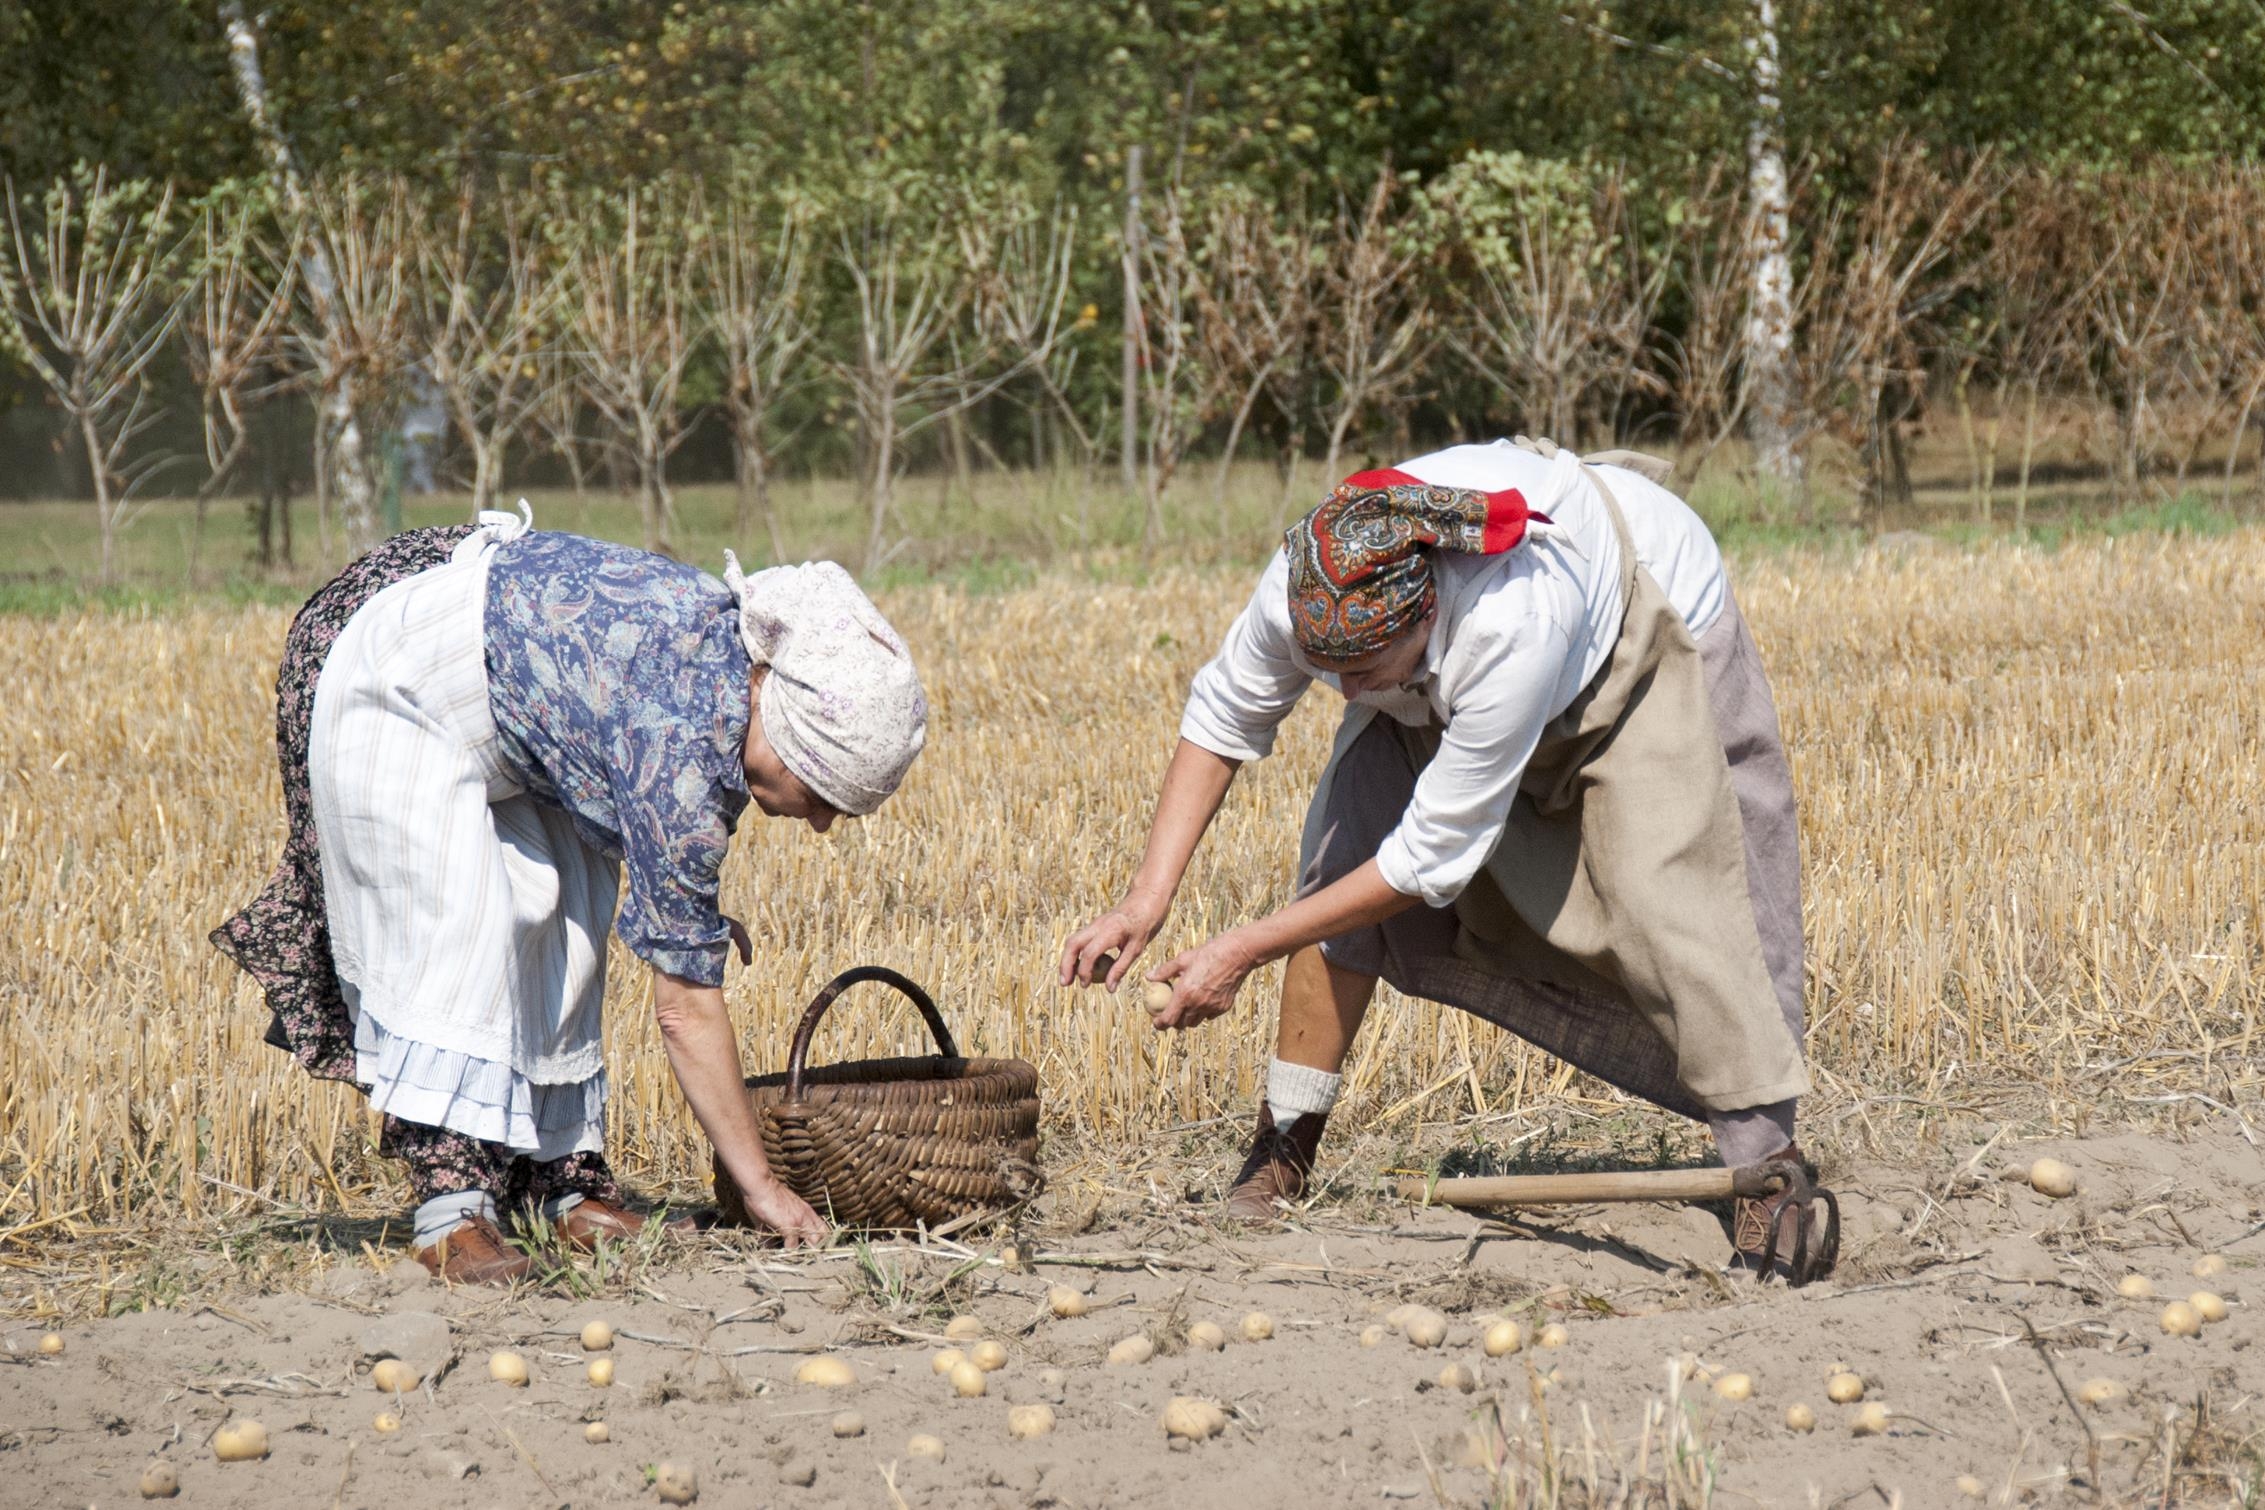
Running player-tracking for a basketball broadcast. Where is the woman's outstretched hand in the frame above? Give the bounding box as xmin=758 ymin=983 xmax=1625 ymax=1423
xmin=738 ymin=1175 xmax=828 ymax=1248
xmin=1058 ymin=895 xmax=1167 ymax=991
xmin=1144 ymin=929 xmax=1258 ymax=1031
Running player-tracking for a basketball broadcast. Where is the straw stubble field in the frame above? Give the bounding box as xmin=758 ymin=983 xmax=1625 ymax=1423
xmin=2 ymin=534 xmax=2261 ymax=1263
xmin=3 ymin=531 xmax=2265 ymax=1506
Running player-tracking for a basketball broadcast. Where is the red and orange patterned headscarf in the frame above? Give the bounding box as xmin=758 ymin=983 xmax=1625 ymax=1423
xmin=1283 ymin=468 xmax=1547 ymax=661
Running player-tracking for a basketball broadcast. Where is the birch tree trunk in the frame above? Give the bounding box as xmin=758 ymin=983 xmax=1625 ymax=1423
xmin=1741 ymin=0 xmax=1802 ymax=492
xmin=219 ymin=0 xmax=381 ymax=552
xmin=1119 ymin=144 xmax=1144 ymax=502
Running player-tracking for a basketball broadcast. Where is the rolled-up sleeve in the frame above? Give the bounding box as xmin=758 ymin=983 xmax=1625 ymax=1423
xmin=1373 ymin=612 xmax=1566 ymax=907
xmin=611 ymin=730 xmax=741 ymax=985
xmin=1178 ymin=551 xmax=1312 ymax=762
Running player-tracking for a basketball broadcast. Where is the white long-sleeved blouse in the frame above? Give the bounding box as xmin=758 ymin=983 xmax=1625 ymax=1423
xmin=1178 ymin=442 xmax=1729 ymax=907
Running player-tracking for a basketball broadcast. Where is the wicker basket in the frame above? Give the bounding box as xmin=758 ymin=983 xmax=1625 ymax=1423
xmin=715 ymin=966 xmax=1041 ymax=1232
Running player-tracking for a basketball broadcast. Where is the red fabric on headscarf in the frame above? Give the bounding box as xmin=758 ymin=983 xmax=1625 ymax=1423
xmin=1283 ymin=468 xmax=1547 ymax=661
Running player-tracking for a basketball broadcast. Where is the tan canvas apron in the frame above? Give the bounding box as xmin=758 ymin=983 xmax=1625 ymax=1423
xmin=1308 ymin=466 xmax=1809 ymax=1112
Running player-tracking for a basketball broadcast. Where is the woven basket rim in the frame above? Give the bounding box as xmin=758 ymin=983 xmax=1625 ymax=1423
xmin=743 ymin=1052 xmax=1037 ymax=1096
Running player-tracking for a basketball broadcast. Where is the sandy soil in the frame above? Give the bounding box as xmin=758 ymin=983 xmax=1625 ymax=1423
xmin=4 ymin=1120 xmax=2260 ymax=1509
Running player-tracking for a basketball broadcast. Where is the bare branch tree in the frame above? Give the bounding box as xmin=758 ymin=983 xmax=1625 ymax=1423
xmin=260 ymin=175 xmax=416 ymax=558
xmin=219 ymin=1 xmax=387 ymax=553
xmin=1188 ymin=187 xmax=1317 ymax=526
xmin=1124 ymin=186 xmax=1219 ymax=541
xmin=0 ymin=169 xmax=188 ymax=582
xmin=1661 ymin=161 xmax=1755 ymax=475
xmin=2207 ymin=164 xmax=2265 ymax=506
xmin=691 ymin=172 xmax=817 ymax=562
xmin=2063 ymin=169 xmax=2193 ymax=503
xmin=969 ymin=195 xmax=1093 ymax=530
xmin=528 ymin=344 xmax=591 ymax=494
xmin=1314 ymin=167 xmax=1432 ymax=484
xmin=562 ymin=185 xmax=700 ymax=555
xmin=1432 ymin=155 xmax=1636 ymax=448
xmin=181 ymin=182 xmax=295 ymax=569
xmin=1782 ymin=147 xmax=1995 ymax=517
xmin=832 ymin=180 xmax=1057 ymax=569
xmin=412 ymin=180 xmax=561 ymax=516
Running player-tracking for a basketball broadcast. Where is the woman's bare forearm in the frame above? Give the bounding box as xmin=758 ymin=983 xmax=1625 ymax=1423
xmin=1229 ymin=858 xmax=1418 ymax=967
xmin=1126 ymin=739 xmax=1241 ymax=909
xmin=651 ymin=972 xmax=775 ymax=1195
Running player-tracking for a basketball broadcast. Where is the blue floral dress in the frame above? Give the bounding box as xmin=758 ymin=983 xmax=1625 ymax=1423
xmin=485 ymin=531 xmax=754 ymax=988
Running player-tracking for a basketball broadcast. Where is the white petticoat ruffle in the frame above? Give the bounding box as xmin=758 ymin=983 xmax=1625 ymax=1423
xmin=356 ymin=1010 xmax=606 ymax=1161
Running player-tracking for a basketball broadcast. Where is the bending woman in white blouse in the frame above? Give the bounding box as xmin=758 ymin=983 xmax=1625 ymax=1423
xmin=1060 ymin=439 xmax=1824 ymax=1274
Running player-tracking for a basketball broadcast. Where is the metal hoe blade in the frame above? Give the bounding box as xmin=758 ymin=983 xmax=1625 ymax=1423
xmin=1753 ymin=1155 xmax=1840 ymax=1287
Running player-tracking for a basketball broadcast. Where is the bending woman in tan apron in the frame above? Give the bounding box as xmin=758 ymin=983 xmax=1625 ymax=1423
xmin=1060 ymin=439 xmax=1827 ymax=1274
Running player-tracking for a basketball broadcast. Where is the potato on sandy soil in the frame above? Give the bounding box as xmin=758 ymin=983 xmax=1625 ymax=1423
xmin=1714 ymin=1372 xmax=1755 ymax=1401
xmin=944 ymin=1315 xmax=985 ymax=1341
xmin=1107 ymin=1335 xmax=1155 ymax=1366
xmin=371 ymin=1357 xmax=420 ymax=1393
xmin=2026 ymin=1157 xmax=2076 ymax=1197
xmin=831 ymin=1412 xmax=864 ymax=1438
xmin=794 ymin=1355 xmax=857 ymax=1388
xmin=1360 ymin=1324 xmax=1388 ymax=1348
xmin=138 ymin=1461 xmax=179 ymax=1499
xmin=931 ymin=1348 xmax=966 ymax=1375
xmin=37 ymin=1333 xmax=63 ymax=1357
xmin=2115 ymin=1274 xmax=2153 ymax=1299
xmin=1047 ymin=1286 xmax=1089 ymax=1319
xmin=1850 ymin=1402 xmax=1891 ymax=1436
xmin=2077 ymin=1378 xmax=2122 ymax=1406
xmin=1825 ymin=1371 xmax=1865 ymax=1404
xmin=1186 ymin=1321 xmax=1226 ymax=1352
xmin=488 ymin=1349 xmax=529 ymax=1386
xmin=969 ymin=1340 xmax=1009 ymax=1372
xmin=584 ymin=1421 xmax=609 ymax=1444
xmin=1007 ymin=1403 xmax=1056 ymax=1438
xmin=213 ymin=1420 xmax=269 ymax=1462
xmin=1240 ymin=1311 xmax=1275 ymax=1342
xmin=1482 ymin=1320 xmax=1523 ymax=1357
xmin=580 ymin=1320 xmax=615 ymax=1351
xmin=2190 ymin=1291 xmax=2229 ymax=1323
xmin=586 ymin=1357 xmax=615 ymax=1387
xmin=906 ymin=1434 xmax=946 ymax=1460
xmin=1163 ymin=1396 xmax=1227 ymax=1441
xmin=2161 ymin=1300 xmax=2203 ymax=1337
xmin=655 ymin=1462 xmax=697 ymax=1504
xmin=948 ymin=1359 xmax=988 ymax=1397
xmin=2193 ymin=1253 xmax=2228 ymax=1279
xmin=1436 ymin=1363 xmax=1477 ymax=1394
xmin=1536 ymin=1323 xmax=1570 ymax=1349
xmin=1401 ymin=1309 xmax=1446 ymax=1349
xmin=1784 ymin=1403 xmax=1817 ymax=1432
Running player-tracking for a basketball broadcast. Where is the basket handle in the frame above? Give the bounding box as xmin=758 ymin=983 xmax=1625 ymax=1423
xmin=785 ymin=966 xmax=957 ymax=1100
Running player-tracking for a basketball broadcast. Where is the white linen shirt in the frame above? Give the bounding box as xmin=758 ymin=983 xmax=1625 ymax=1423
xmin=1178 ymin=442 xmax=1728 ymax=908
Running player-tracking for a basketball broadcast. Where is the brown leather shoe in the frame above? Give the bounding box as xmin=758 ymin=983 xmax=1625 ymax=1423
xmin=1225 ymin=1104 xmax=1330 ymax=1222
xmin=555 ymin=1198 xmax=697 ymax=1251
xmin=414 ymin=1215 xmax=534 ymax=1286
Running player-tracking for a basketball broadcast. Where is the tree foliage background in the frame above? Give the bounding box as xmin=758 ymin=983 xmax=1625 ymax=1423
xmin=9 ymin=1 xmax=2259 ymax=216
xmin=6 ymin=0 xmax=2265 ymax=548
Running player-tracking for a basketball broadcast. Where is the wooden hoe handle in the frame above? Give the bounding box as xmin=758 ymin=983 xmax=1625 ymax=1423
xmin=1394 ymin=1164 xmax=1784 ymax=1208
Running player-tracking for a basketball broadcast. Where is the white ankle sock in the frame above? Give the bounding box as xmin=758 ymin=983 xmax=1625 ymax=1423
xmin=413 ymin=1190 xmax=499 ymax=1247
xmin=1265 ymin=1058 xmax=1343 ymax=1124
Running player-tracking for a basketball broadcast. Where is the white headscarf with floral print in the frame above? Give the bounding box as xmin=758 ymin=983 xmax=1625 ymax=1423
xmin=721 ymin=554 xmax=928 ymax=815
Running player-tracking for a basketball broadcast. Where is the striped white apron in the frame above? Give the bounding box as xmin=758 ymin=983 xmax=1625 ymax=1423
xmin=309 ymin=506 xmax=616 ymax=1157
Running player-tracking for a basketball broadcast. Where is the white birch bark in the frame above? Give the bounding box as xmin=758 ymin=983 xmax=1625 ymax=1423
xmin=219 ymin=0 xmax=381 ymax=551
xmin=1741 ymin=0 xmax=1802 ymax=490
